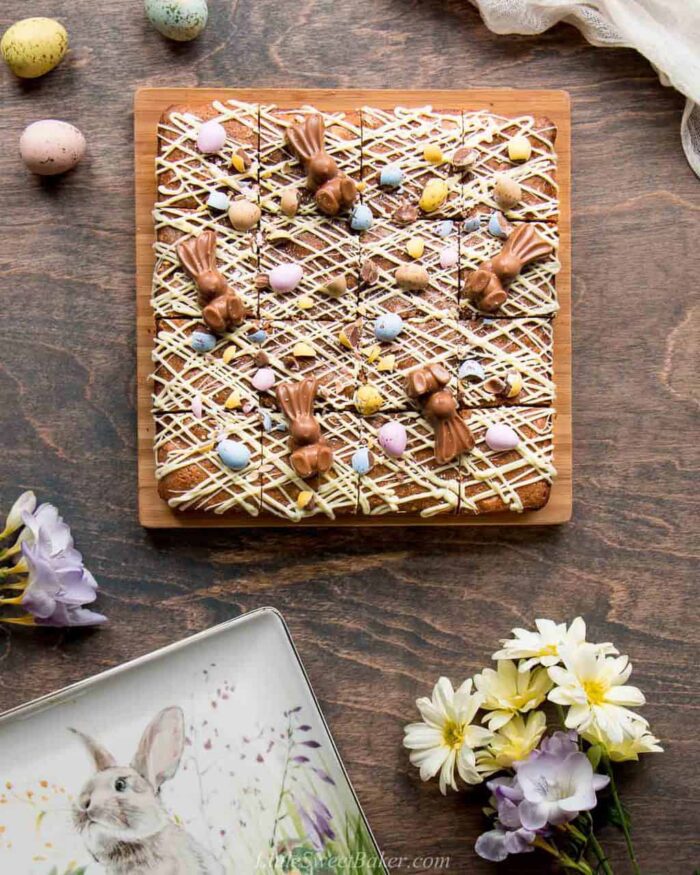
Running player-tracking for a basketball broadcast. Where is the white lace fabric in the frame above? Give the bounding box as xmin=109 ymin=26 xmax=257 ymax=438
xmin=468 ymin=0 xmax=700 ymax=177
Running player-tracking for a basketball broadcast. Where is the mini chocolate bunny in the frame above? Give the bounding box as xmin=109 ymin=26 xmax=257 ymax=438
xmin=464 ymin=224 xmax=553 ymax=312
xmin=178 ymin=230 xmax=247 ymax=333
xmin=285 ymin=115 xmax=358 ymax=217
xmin=275 ymin=376 xmax=334 ymax=478
xmin=406 ymin=363 xmax=475 ymax=464
xmin=71 ymin=707 xmax=223 ymax=874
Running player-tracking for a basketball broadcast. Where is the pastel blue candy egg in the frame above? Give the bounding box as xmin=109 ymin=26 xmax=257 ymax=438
xmin=458 ymin=359 xmax=485 ymax=382
xmin=351 ymin=446 xmax=373 ymax=475
xmin=217 ymin=439 xmax=250 ymax=470
xmin=206 ymin=190 xmax=229 ymax=211
xmin=190 ymin=330 xmax=216 ymax=352
xmin=247 ymin=328 xmax=267 ymax=344
xmin=380 ymin=164 xmax=404 ymax=188
xmin=436 ymin=220 xmax=454 ymax=238
xmin=488 ymin=211 xmax=510 ymax=239
xmin=145 ymin=0 xmax=209 ymax=42
xmin=463 ymin=217 xmax=481 ymax=233
xmin=374 ymin=313 xmax=404 ymax=342
xmin=349 ymin=204 xmax=373 ymax=232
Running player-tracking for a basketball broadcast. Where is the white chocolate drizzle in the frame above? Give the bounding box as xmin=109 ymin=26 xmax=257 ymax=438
xmin=460 ymin=222 xmax=560 ymax=317
xmin=259 ymin=105 xmax=362 ymax=215
xmin=154 ymin=412 xmax=262 ymax=515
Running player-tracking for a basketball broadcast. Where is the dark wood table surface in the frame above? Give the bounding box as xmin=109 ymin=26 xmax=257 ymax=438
xmin=1 ymin=1 xmax=698 ymax=872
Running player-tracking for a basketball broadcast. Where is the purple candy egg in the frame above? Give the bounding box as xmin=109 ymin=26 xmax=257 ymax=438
xmin=485 ymin=423 xmax=520 ymax=452
xmin=378 ymin=421 xmax=407 ymax=457
xmin=252 ymin=367 xmax=276 ymax=391
xmin=269 ymin=263 xmax=303 ymax=294
xmin=198 ymin=120 xmax=227 ymax=154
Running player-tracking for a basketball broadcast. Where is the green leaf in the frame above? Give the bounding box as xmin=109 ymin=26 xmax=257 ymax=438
xmin=586 ymin=744 xmax=603 ymax=770
xmin=607 ymin=797 xmax=632 ymax=832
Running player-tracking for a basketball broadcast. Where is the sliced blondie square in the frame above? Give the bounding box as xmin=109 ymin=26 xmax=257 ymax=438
xmin=154 ymin=411 xmax=262 ymax=515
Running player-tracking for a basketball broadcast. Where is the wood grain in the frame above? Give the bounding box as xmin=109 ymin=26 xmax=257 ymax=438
xmin=135 ymin=87 xmax=572 ymax=527
xmin=0 ymin=0 xmax=698 ymax=871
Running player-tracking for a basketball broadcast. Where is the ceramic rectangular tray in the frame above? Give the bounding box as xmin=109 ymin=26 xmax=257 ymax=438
xmin=135 ymin=88 xmax=572 ymax=527
xmin=0 ymin=609 xmax=385 ymax=874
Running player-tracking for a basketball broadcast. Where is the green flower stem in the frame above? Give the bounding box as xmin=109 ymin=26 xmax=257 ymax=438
xmin=555 ymin=703 xmax=569 ymax=729
xmin=534 ymin=837 xmax=595 ymax=875
xmin=588 ymin=829 xmax=614 ymax=875
xmin=604 ymin=757 xmax=641 ymax=875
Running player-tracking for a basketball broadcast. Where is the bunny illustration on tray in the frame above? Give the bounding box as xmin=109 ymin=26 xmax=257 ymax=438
xmin=71 ymin=706 xmax=223 ymax=874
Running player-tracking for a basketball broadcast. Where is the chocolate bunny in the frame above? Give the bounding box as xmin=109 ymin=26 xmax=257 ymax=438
xmin=178 ymin=230 xmax=247 ymax=333
xmin=275 ymin=376 xmax=334 ymax=478
xmin=406 ymin=363 xmax=475 ymax=464
xmin=464 ymin=224 xmax=553 ymax=312
xmin=285 ymin=115 xmax=358 ymax=217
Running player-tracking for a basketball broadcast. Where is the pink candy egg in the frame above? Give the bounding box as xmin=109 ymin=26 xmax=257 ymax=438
xmin=252 ymin=367 xmax=276 ymax=391
xmin=197 ymin=120 xmax=226 ymax=154
xmin=269 ymin=263 xmax=303 ymax=294
xmin=439 ymin=245 xmax=459 ymax=269
xmin=485 ymin=423 xmax=520 ymax=452
xmin=378 ymin=421 xmax=407 ymax=457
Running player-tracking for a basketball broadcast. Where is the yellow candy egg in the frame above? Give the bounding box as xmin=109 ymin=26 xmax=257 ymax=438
xmin=355 ymin=384 xmax=384 ymax=416
xmin=296 ymin=295 xmax=315 ymax=311
xmin=296 ymin=491 xmax=315 ymax=510
xmin=419 ymin=179 xmax=449 ymax=213
xmin=292 ymin=341 xmax=316 ymax=358
xmin=1 ymin=18 xmax=68 ymax=79
xmin=406 ymin=236 xmax=425 ymax=259
xmin=508 ymin=135 xmax=532 ymax=162
xmin=224 ymin=390 xmax=241 ymax=410
xmin=423 ymin=144 xmax=444 ymax=164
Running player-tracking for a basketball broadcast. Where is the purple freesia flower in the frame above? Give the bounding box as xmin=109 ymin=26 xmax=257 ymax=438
xmin=36 ymin=604 xmax=107 ymax=627
xmin=475 ymin=826 xmax=536 ymax=862
xmin=17 ymin=504 xmax=105 ymax=627
xmin=476 ymin=732 xmax=609 ymax=862
xmin=476 ymin=777 xmax=537 ymax=862
xmin=515 ymin=743 xmax=609 ymax=830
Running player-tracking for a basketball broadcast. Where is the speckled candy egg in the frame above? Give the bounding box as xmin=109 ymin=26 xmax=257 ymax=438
xmin=217 ymin=439 xmax=250 ymax=470
xmin=269 ymin=263 xmax=303 ymax=294
xmin=190 ymin=330 xmax=216 ymax=352
xmin=351 ymin=446 xmax=373 ymax=475
xmin=1 ymin=18 xmax=68 ymax=78
xmin=485 ymin=423 xmax=520 ymax=452
xmin=145 ymin=0 xmax=208 ymax=42
xmin=374 ymin=313 xmax=404 ymax=342
xmin=19 ymin=120 xmax=86 ymax=176
xmin=379 ymin=164 xmax=404 ymax=188
xmin=378 ymin=421 xmax=407 ymax=457
xmin=349 ymin=204 xmax=373 ymax=232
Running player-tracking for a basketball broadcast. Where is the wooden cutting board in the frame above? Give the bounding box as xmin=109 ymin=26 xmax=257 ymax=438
xmin=135 ymin=88 xmax=571 ymax=527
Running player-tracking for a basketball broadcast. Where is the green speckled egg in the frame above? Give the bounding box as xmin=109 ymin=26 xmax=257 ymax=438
xmin=145 ymin=0 xmax=209 ymax=42
xmin=1 ymin=17 xmax=68 ymax=79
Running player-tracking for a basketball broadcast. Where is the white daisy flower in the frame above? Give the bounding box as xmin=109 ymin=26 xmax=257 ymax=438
xmin=548 ymin=644 xmax=647 ymax=744
xmin=403 ymin=677 xmax=493 ymax=795
xmin=492 ymin=617 xmax=617 ymax=672
xmin=474 ymin=660 xmax=552 ymax=730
